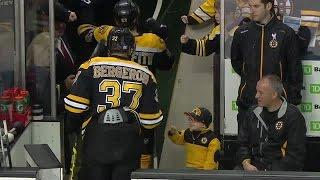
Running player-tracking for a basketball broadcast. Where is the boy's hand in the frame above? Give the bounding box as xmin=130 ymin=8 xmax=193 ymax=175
xmin=180 ymin=35 xmax=189 ymax=44
xmin=181 ymin=15 xmax=189 ymax=24
xmin=168 ymin=126 xmax=177 ymax=135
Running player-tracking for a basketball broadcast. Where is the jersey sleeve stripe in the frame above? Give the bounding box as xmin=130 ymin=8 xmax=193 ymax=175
xmin=77 ymin=24 xmax=95 ymax=35
xmin=64 ymin=98 xmax=89 ymax=110
xmin=141 ymin=121 xmax=162 ymax=129
xmin=196 ymin=39 xmax=200 ymax=56
xmin=139 ymin=110 xmax=162 ymax=120
xmin=201 ymin=40 xmax=206 ymax=56
xmin=190 ymin=13 xmax=205 ymax=24
xmin=300 ymin=22 xmax=319 ymax=27
xmin=199 ymin=40 xmax=203 ymax=56
xmin=81 ymin=117 xmax=92 ymax=129
xmin=301 ymin=10 xmax=320 ymax=17
xmin=66 ymin=94 xmax=90 ymax=105
xmin=140 ymin=115 xmax=163 ymax=125
xmin=65 ymin=104 xmax=87 ymax=114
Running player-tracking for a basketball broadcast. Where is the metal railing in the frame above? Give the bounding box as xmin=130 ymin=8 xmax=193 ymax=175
xmin=132 ymin=169 xmax=320 ymax=180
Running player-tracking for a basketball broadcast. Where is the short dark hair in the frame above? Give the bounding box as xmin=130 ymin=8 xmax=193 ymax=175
xmin=261 ymin=74 xmax=283 ymax=98
xmin=261 ymin=0 xmax=275 ymax=14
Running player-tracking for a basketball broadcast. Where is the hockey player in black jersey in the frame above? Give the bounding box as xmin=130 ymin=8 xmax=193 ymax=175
xmin=79 ymin=0 xmax=173 ymax=73
xmin=65 ymin=27 xmax=163 ymax=180
xmin=77 ymin=0 xmax=172 ymax=169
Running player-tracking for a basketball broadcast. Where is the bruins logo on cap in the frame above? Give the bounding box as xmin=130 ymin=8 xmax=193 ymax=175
xmin=144 ymin=138 xmax=149 ymax=144
xmin=269 ymin=33 xmax=278 ymax=48
xmin=201 ymin=137 xmax=208 ymax=144
xmin=274 ymin=0 xmax=293 ymax=16
xmin=192 ymin=107 xmax=202 ymax=116
xmin=275 ymin=121 xmax=283 ymax=130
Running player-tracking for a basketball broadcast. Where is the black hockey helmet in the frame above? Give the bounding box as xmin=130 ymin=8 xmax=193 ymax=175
xmin=113 ymin=0 xmax=140 ymax=28
xmin=107 ymin=27 xmax=135 ymax=58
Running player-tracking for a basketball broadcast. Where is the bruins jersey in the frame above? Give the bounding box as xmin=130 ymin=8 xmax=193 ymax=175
xmin=182 ymin=25 xmax=220 ymax=56
xmin=187 ymin=0 xmax=217 ymax=25
xmin=168 ymin=128 xmax=220 ymax=170
xmin=64 ymin=57 xmax=163 ymax=129
xmin=78 ymin=25 xmax=173 ymax=73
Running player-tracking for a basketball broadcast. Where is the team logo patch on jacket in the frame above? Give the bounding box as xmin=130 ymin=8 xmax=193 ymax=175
xmin=201 ymin=137 xmax=208 ymax=144
xmin=269 ymin=33 xmax=278 ymax=48
xmin=275 ymin=121 xmax=283 ymax=130
xmin=144 ymin=138 xmax=150 ymax=144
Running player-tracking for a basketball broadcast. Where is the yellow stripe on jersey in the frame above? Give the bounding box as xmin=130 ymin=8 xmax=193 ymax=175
xmin=139 ymin=110 xmax=163 ymax=120
xmin=201 ymin=40 xmax=205 ymax=56
xmin=301 ymin=10 xmax=320 ymax=27
xmin=77 ymin=24 xmax=95 ymax=35
xmin=199 ymin=40 xmax=202 ymax=56
xmin=301 ymin=22 xmax=319 ymax=28
xmin=93 ymin=25 xmax=114 ymax=42
xmin=81 ymin=117 xmax=92 ymax=129
xmin=81 ymin=57 xmax=143 ymax=69
xmin=208 ymin=25 xmax=220 ymax=40
xmin=301 ymin=10 xmax=320 ymax=17
xmin=79 ymin=57 xmax=157 ymax=83
xmin=196 ymin=39 xmax=200 ymax=56
xmin=65 ymin=104 xmax=87 ymax=114
xmin=135 ymin=33 xmax=166 ymax=52
xmin=67 ymin=94 xmax=90 ymax=105
xmin=200 ymin=40 xmax=206 ymax=56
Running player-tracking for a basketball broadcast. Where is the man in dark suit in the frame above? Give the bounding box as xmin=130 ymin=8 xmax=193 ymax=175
xmin=55 ymin=18 xmax=77 ymax=105
xmin=55 ymin=15 xmax=79 ymax=174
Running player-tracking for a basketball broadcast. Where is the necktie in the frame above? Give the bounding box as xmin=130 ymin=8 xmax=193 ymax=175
xmin=58 ymin=38 xmax=74 ymax=67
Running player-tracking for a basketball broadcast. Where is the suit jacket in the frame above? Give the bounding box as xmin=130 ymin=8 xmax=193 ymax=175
xmin=56 ymin=35 xmax=77 ymax=86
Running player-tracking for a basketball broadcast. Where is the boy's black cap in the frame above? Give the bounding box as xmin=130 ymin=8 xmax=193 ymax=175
xmin=184 ymin=107 xmax=212 ymax=127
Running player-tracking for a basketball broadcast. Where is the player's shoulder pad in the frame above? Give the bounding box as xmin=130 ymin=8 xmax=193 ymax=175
xmin=135 ymin=33 xmax=166 ymax=52
xmin=80 ymin=57 xmax=157 ymax=83
xmin=94 ymin=25 xmax=114 ymax=42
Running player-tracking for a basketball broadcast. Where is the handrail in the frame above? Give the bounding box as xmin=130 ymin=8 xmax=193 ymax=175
xmin=132 ymin=169 xmax=320 ymax=180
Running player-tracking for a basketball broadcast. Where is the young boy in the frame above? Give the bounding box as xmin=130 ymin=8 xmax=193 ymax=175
xmin=168 ymin=107 xmax=220 ymax=170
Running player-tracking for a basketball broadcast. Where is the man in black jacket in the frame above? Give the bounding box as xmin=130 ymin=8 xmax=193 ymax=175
xmin=237 ymin=75 xmax=306 ymax=171
xmin=231 ymin=0 xmax=302 ymax=127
